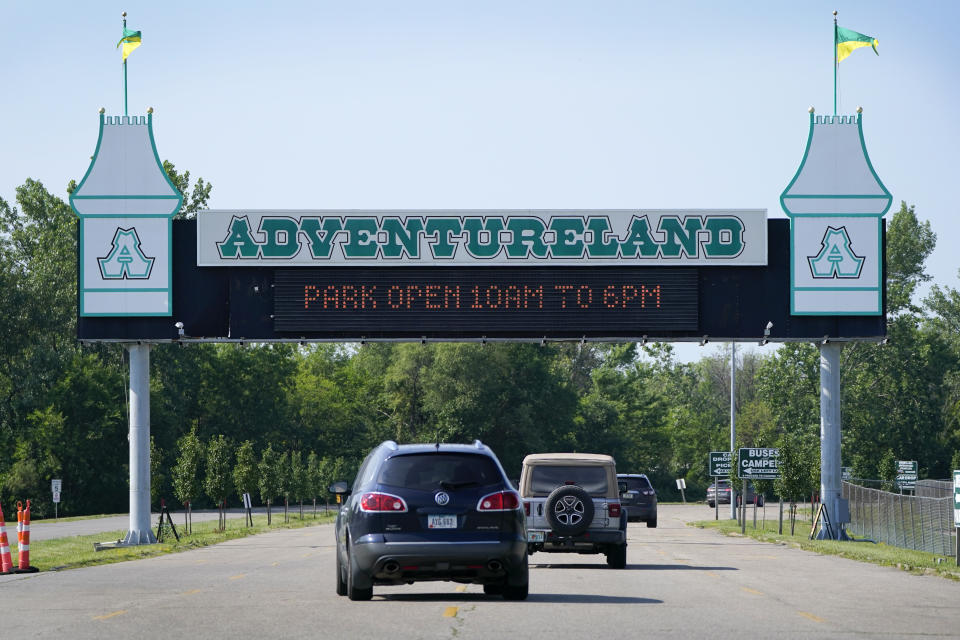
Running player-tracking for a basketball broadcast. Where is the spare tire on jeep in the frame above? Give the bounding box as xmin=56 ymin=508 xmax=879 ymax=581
xmin=545 ymin=485 xmax=594 ymax=536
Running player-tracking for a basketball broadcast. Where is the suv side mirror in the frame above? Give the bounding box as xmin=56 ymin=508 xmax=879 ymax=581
xmin=329 ymin=481 xmax=351 ymax=496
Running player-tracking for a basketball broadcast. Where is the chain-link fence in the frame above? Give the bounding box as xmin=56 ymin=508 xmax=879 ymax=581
xmin=842 ymin=481 xmax=956 ymax=556
xmin=914 ymin=479 xmax=953 ymax=499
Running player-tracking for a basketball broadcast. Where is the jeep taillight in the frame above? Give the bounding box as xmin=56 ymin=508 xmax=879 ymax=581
xmin=608 ymin=502 xmax=622 ymax=518
xmin=359 ymin=492 xmax=408 ymax=512
xmin=477 ymin=491 xmax=521 ymax=511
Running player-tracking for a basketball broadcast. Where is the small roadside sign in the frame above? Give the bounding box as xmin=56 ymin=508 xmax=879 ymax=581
xmin=242 ymin=492 xmax=252 ymax=509
xmin=953 ymin=470 xmax=960 ymax=527
xmin=52 ymin=491 xmax=61 ymax=503
xmin=51 ymin=479 xmax=62 ymax=493
xmin=709 ymin=451 xmax=732 ymax=477
xmin=675 ymin=478 xmax=686 ymax=490
xmin=896 ymin=460 xmax=918 ymax=491
xmin=841 ymin=467 xmax=852 ymax=481
xmin=738 ymin=448 xmax=780 ymax=479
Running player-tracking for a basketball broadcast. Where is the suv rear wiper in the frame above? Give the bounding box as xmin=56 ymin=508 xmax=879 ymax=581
xmin=440 ymin=481 xmax=479 ymax=490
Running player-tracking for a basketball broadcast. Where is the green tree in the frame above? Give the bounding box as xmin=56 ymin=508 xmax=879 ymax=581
xmin=150 ymin=436 xmax=166 ymax=510
xmin=258 ymin=444 xmax=281 ymax=525
xmin=877 ymin=449 xmax=897 ymax=493
xmin=204 ymin=435 xmax=233 ymax=530
xmin=172 ymin=425 xmax=204 ymax=533
xmin=163 ymin=160 xmax=213 ymax=220
xmin=886 ymin=202 xmax=936 ymax=314
xmin=290 ymin=450 xmax=307 ymax=519
xmin=277 ymin=451 xmax=291 ymax=523
xmin=306 ymin=451 xmax=320 ymax=517
xmin=233 ymin=440 xmax=259 ymax=502
xmin=774 ymin=431 xmax=817 ymax=534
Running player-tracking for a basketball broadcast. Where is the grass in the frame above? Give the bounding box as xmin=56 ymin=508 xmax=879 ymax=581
xmin=691 ymin=510 xmax=960 ymax=581
xmin=12 ymin=512 xmax=335 ymax=573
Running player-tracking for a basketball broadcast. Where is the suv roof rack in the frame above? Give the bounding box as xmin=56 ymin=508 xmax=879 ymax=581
xmin=381 ymin=440 xmax=399 ymax=451
xmin=473 ymin=439 xmax=485 ymax=449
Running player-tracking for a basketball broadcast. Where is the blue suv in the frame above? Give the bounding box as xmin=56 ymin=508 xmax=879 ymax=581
xmin=331 ymin=440 xmax=528 ymax=601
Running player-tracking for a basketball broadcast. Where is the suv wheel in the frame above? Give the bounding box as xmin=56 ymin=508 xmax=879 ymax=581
xmin=646 ymin=517 xmax=657 ymax=529
xmin=502 ymin=558 xmax=529 ymax=601
xmin=483 ymin=583 xmax=503 ymax=596
xmin=346 ymin=539 xmax=373 ymax=601
xmin=606 ymin=544 xmax=627 ymax=569
xmin=545 ymin=485 xmax=594 ymax=536
xmin=335 ymin=544 xmax=348 ymax=596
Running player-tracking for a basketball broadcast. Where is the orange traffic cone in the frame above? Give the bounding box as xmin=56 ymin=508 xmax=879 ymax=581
xmin=15 ymin=500 xmax=38 ymax=573
xmin=0 ymin=502 xmax=13 ymax=574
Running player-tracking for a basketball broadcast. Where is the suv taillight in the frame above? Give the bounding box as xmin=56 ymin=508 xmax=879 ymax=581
xmin=608 ymin=502 xmax=622 ymax=518
xmin=359 ymin=492 xmax=408 ymax=512
xmin=524 ymin=501 xmax=531 ymax=516
xmin=477 ymin=491 xmax=521 ymax=511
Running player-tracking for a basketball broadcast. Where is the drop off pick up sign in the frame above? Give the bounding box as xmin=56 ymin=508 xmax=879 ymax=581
xmin=738 ymin=448 xmax=780 ymax=480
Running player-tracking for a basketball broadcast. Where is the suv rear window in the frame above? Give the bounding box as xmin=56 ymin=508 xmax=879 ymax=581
xmin=530 ymin=465 xmax=608 ymax=496
xmin=378 ymin=453 xmax=502 ymax=491
xmin=619 ymin=477 xmax=652 ymax=491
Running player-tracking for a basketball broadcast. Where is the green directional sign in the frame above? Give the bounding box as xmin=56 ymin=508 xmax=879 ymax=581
xmin=953 ymin=470 xmax=959 ymax=527
xmin=896 ymin=460 xmax=918 ymax=491
xmin=709 ymin=451 xmax=732 ymax=477
xmin=738 ymin=448 xmax=780 ymax=480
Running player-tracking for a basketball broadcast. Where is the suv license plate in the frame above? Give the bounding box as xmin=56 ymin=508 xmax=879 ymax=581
xmin=528 ymin=531 xmax=545 ymax=542
xmin=428 ymin=514 xmax=457 ymax=529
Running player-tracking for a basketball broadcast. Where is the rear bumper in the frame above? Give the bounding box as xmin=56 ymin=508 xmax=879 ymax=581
xmin=624 ymin=504 xmax=656 ymax=520
xmin=351 ymin=534 xmax=527 ymax=585
xmin=527 ymin=528 xmax=625 ymax=553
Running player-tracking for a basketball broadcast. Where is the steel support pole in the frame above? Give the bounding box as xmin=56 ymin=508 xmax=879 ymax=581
xmin=730 ymin=342 xmax=737 ymax=520
xmin=817 ymin=342 xmax=843 ymax=540
xmin=122 ymin=343 xmax=157 ymax=545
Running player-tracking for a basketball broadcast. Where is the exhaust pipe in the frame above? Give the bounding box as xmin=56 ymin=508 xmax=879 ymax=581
xmin=383 ymin=561 xmax=400 ymax=574
xmin=487 ymin=560 xmax=503 ymax=573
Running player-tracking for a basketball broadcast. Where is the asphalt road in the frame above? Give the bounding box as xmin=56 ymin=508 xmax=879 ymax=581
xmin=2 ymin=504 xmax=958 ymax=639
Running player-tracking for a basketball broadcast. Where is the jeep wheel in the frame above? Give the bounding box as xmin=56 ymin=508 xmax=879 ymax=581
xmin=606 ymin=543 xmax=627 ymax=569
xmin=545 ymin=485 xmax=594 ymax=536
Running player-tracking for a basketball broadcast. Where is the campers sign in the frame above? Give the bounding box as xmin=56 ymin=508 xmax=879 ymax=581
xmin=196 ymin=210 xmax=767 ymax=267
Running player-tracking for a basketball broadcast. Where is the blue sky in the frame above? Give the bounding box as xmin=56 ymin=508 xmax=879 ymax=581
xmin=2 ymin=1 xmax=957 ymax=361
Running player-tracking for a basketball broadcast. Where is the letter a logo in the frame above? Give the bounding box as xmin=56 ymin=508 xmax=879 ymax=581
xmin=807 ymin=226 xmax=864 ymax=279
xmin=98 ymin=227 xmax=155 ymax=279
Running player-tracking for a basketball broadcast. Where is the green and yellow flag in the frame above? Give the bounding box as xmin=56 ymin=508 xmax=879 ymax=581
xmin=836 ymin=26 xmax=878 ymax=63
xmin=117 ymin=27 xmax=142 ymax=61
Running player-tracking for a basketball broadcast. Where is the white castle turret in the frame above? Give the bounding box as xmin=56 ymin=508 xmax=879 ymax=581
xmin=781 ymin=109 xmax=891 ymax=315
xmin=70 ymin=109 xmax=182 ymax=316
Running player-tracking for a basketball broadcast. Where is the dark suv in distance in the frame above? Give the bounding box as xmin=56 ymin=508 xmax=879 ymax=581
xmin=617 ymin=474 xmax=657 ymax=527
xmin=331 ymin=440 xmax=528 ymax=601
xmin=705 ymin=479 xmax=765 ymax=507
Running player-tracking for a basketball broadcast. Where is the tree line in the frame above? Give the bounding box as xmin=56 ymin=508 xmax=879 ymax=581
xmin=1 ymin=171 xmax=959 ymax=518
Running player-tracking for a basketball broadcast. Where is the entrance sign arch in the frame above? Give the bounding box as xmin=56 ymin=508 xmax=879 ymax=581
xmin=73 ymin=108 xmax=888 ymax=543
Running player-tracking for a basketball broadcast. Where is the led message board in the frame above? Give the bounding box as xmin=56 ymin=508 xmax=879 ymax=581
xmin=272 ymin=267 xmax=698 ymax=337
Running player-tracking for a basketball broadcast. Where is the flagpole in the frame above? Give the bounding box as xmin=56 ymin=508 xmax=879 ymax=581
xmin=122 ymin=11 xmax=128 ymax=117
xmin=833 ymin=10 xmax=838 ymax=116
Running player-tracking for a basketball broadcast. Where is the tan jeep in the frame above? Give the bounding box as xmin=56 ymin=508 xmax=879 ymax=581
xmin=518 ymin=453 xmax=627 ymax=568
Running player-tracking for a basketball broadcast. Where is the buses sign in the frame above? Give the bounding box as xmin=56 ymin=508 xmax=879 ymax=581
xmin=738 ymin=448 xmax=780 ymax=480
